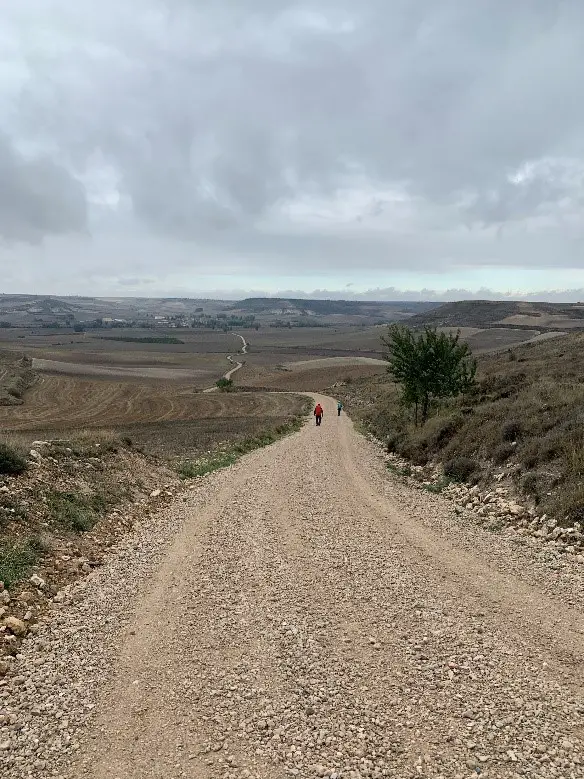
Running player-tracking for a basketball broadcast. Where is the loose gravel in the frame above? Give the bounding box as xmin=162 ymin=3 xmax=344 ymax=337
xmin=1 ymin=395 xmax=583 ymax=779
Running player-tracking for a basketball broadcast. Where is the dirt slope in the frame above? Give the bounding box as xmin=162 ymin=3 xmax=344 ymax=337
xmin=3 ymin=398 xmax=583 ymax=778
xmin=52 ymin=398 xmax=584 ymax=778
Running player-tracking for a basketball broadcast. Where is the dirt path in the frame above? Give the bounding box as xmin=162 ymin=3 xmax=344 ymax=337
xmin=202 ymin=334 xmax=247 ymax=392
xmin=232 ymin=332 xmax=248 ymax=354
xmin=224 ymin=355 xmax=244 ymax=380
xmin=54 ymin=395 xmax=584 ymax=779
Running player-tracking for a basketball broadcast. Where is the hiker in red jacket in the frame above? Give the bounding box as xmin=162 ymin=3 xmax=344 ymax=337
xmin=314 ymin=403 xmax=324 ymax=426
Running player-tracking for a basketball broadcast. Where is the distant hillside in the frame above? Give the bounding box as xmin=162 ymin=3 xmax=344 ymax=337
xmin=232 ymin=298 xmax=440 ymax=318
xmin=407 ymin=300 xmax=523 ymax=328
xmin=0 ymin=295 xmax=441 ymax=328
xmin=407 ymin=300 xmax=584 ymax=330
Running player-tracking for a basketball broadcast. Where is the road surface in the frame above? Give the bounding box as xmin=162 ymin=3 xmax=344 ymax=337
xmin=64 ymin=395 xmax=583 ymax=779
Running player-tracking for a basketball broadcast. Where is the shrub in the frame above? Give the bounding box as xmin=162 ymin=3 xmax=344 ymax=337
xmin=493 ymin=442 xmax=516 ymax=464
xmin=399 ymin=439 xmax=430 ymax=465
xmin=520 ymin=441 xmax=540 ymax=470
xmin=564 ymin=441 xmax=584 ymax=479
xmin=546 ymin=484 xmax=584 ymax=527
xmin=0 ymin=442 xmax=27 ymax=475
xmin=444 ymin=456 xmax=480 ymax=482
xmin=502 ymin=420 xmax=522 ymax=442
xmin=418 ymin=413 xmax=464 ymax=452
xmin=4 ymin=376 xmax=27 ymax=399
xmin=216 ymin=378 xmax=233 ymax=390
xmin=385 ymin=432 xmax=404 ymax=453
xmin=520 ymin=471 xmax=539 ymax=496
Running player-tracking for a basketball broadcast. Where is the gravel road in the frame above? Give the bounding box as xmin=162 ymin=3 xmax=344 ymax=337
xmin=2 ymin=396 xmax=583 ymax=778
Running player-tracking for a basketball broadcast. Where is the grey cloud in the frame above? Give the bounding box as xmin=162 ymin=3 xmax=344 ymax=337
xmin=0 ymin=134 xmax=87 ymax=243
xmin=2 ymin=0 xmax=584 ymax=278
xmin=465 ymin=178 xmax=568 ymax=227
xmin=117 ymin=277 xmax=156 ymax=287
xmin=11 ymin=3 xmax=584 ymax=225
xmin=277 ymin=286 xmax=584 ymax=303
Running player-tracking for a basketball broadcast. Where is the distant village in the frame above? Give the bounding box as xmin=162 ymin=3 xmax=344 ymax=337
xmin=0 ymin=294 xmax=401 ymax=331
xmin=0 ymin=298 xmax=339 ymax=331
xmin=0 ymin=303 xmax=261 ymax=332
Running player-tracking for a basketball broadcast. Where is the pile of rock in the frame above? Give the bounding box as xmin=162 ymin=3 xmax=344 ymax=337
xmin=376 ymin=442 xmax=584 ymax=560
xmin=0 ymin=574 xmax=49 ymax=674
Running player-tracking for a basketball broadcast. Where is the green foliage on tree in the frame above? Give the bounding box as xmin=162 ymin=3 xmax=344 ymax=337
xmin=216 ymin=377 xmax=233 ymax=391
xmin=382 ymin=325 xmax=477 ymax=425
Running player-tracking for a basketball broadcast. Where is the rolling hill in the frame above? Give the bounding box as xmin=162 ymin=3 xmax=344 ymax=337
xmin=407 ymin=300 xmax=584 ymax=330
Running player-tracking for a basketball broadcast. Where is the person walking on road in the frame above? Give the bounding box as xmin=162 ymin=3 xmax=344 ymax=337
xmin=337 ymin=401 xmax=343 ymax=417
xmin=314 ymin=403 xmax=324 ymax=426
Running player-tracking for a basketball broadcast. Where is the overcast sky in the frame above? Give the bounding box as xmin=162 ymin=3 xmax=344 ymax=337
xmin=2 ymin=0 xmax=584 ymax=300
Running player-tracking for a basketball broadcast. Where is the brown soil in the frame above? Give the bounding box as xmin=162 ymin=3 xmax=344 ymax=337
xmin=0 ymin=376 xmax=302 ymax=433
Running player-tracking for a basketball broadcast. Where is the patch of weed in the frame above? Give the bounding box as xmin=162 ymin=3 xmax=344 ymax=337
xmin=176 ymin=414 xmax=305 ymax=480
xmin=0 ymin=540 xmax=40 ymax=588
xmin=177 ymin=452 xmax=238 ymax=479
xmin=47 ymin=491 xmax=101 ymax=532
xmin=386 ymin=462 xmax=413 ymax=477
xmin=423 ymin=476 xmax=453 ymax=494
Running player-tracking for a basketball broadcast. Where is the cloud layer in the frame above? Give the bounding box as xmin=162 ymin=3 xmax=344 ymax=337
xmin=2 ymin=1 xmax=584 ymax=293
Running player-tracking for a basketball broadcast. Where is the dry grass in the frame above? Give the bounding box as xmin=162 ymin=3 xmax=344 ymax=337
xmin=48 ymin=428 xmax=123 ymax=458
xmin=176 ymin=410 xmax=308 ymax=480
xmin=339 ymin=332 xmax=584 ymax=525
xmin=0 ymin=351 xmax=36 ymax=406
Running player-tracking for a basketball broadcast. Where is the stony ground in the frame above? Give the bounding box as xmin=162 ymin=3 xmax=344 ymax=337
xmin=1 ymin=396 xmax=583 ymax=778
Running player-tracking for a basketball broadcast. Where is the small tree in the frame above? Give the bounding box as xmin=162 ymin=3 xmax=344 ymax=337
xmin=382 ymin=325 xmax=476 ymax=424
